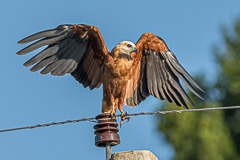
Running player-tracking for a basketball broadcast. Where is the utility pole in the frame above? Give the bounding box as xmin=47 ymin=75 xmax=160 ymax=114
xmin=94 ymin=113 xmax=120 ymax=160
xmin=93 ymin=113 xmax=158 ymax=160
xmin=105 ymin=142 xmax=112 ymax=160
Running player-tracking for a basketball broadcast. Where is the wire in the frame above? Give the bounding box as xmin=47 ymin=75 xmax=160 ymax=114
xmin=126 ymin=106 xmax=240 ymax=116
xmin=0 ymin=118 xmax=97 ymax=133
xmin=1 ymin=106 xmax=240 ymax=133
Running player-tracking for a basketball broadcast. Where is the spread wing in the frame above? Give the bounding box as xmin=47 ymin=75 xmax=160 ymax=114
xmin=124 ymin=33 xmax=204 ymax=108
xmin=17 ymin=24 xmax=110 ymax=90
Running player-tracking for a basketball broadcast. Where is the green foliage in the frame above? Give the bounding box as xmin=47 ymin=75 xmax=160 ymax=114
xmin=214 ymin=19 xmax=240 ymax=103
xmin=157 ymin=19 xmax=240 ymax=159
xmin=158 ymin=77 xmax=238 ymax=160
xmin=214 ymin=19 xmax=240 ymax=154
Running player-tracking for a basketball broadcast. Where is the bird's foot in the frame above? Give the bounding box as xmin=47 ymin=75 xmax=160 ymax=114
xmin=120 ymin=111 xmax=130 ymax=127
xmin=110 ymin=110 xmax=117 ymax=121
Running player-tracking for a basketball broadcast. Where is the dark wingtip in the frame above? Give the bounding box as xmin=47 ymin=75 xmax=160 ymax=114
xmin=190 ymin=103 xmax=196 ymax=108
xmin=23 ymin=62 xmax=30 ymax=67
xmin=198 ymin=95 xmax=205 ymax=101
xmin=30 ymin=68 xmax=37 ymax=72
xmin=16 ymin=50 xmax=23 ymax=55
xmin=17 ymin=39 xmax=26 ymax=44
xmin=182 ymin=103 xmax=190 ymax=109
xmin=40 ymin=71 xmax=47 ymax=75
xmin=183 ymin=103 xmax=195 ymax=109
xmin=200 ymin=88 xmax=206 ymax=93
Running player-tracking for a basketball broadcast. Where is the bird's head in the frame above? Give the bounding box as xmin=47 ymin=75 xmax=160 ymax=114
xmin=112 ymin=41 xmax=139 ymax=56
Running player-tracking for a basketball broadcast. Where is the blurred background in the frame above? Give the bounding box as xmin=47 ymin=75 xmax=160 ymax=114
xmin=0 ymin=0 xmax=240 ymax=159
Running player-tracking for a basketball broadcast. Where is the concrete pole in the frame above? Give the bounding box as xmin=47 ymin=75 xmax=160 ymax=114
xmin=106 ymin=142 xmax=112 ymax=160
xmin=111 ymin=150 xmax=158 ymax=160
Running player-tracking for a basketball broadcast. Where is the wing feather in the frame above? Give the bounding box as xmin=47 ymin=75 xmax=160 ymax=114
xmin=56 ymin=59 xmax=76 ymax=76
xmin=23 ymin=39 xmax=69 ymax=66
xmin=17 ymin=32 xmax=69 ymax=55
xmin=17 ymin=24 xmax=110 ymax=90
xmin=88 ymin=60 xmax=100 ymax=89
xmin=124 ymin=33 xmax=204 ymax=108
xmin=164 ymin=55 xmax=203 ymax=100
xmin=133 ymin=62 xmax=143 ymax=105
xmin=51 ymin=43 xmax=80 ymax=76
xmin=164 ymin=52 xmax=205 ymax=96
xmin=17 ymin=28 xmax=69 ymax=44
xmin=76 ymin=45 xmax=94 ymax=84
xmin=153 ymin=52 xmax=164 ymax=100
xmin=40 ymin=40 xmax=77 ymax=75
xmin=88 ymin=59 xmax=99 ymax=83
xmin=139 ymin=56 xmax=149 ymax=98
xmin=159 ymin=59 xmax=174 ymax=103
xmin=82 ymin=50 xmax=96 ymax=87
xmin=146 ymin=53 xmax=154 ymax=95
xmin=161 ymin=60 xmax=182 ymax=106
xmin=151 ymin=52 xmax=161 ymax=99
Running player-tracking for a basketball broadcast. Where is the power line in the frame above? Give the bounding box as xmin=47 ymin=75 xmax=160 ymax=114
xmin=0 ymin=118 xmax=97 ymax=133
xmin=1 ymin=106 xmax=240 ymax=133
xmin=126 ymin=106 xmax=240 ymax=116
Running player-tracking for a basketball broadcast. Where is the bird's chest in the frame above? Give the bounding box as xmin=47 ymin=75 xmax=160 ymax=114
xmin=104 ymin=58 xmax=133 ymax=95
xmin=115 ymin=58 xmax=133 ymax=76
xmin=106 ymin=58 xmax=133 ymax=78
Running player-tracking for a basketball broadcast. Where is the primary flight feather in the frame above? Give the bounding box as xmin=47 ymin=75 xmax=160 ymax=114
xmin=17 ymin=24 xmax=204 ymax=125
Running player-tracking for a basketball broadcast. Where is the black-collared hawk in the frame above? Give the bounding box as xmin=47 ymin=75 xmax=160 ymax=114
xmin=17 ymin=24 xmax=204 ymax=125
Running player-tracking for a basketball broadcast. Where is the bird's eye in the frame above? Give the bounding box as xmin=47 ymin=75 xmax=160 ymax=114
xmin=127 ymin=44 xmax=132 ymax=48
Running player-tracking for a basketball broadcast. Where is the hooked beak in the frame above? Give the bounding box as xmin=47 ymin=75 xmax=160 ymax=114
xmin=132 ymin=48 xmax=139 ymax=54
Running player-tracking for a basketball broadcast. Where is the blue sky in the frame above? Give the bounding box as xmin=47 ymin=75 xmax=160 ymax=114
xmin=0 ymin=0 xmax=240 ymax=159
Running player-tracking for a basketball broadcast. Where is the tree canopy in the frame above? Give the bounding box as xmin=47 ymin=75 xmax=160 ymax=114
xmin=157 ymin=19 xmax=240 ymax=160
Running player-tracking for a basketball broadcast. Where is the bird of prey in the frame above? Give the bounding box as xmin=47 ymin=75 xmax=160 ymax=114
xmin=17 ymin=24 xmax=204 ymax=125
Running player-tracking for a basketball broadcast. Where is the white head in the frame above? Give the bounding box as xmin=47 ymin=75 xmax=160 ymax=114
xmin=112 ymin=41 xmax=138 ymax=55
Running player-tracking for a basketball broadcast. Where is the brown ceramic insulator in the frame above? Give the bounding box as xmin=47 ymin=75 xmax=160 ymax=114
xmin=94 ymin=113 xmax=120 ymax=147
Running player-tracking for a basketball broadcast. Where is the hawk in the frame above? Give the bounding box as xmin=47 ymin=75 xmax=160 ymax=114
xmin=17 ymin=24 xmax=204 ymax=125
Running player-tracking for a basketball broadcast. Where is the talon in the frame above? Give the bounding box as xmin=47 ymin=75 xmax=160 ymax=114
xmin=120 ymin=111 xmax=130 ymax=127
xmin=110 ymin=111 xmax=117 ymax=121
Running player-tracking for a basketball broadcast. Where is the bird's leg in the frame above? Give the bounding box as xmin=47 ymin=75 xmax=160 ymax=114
xmin=110 ymin=94 xmax=117 ymax=121
xmin=110 ymin=105 xmax=116 ymax=121
xmin=118 ymin=98 xmax=130 ymax=127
